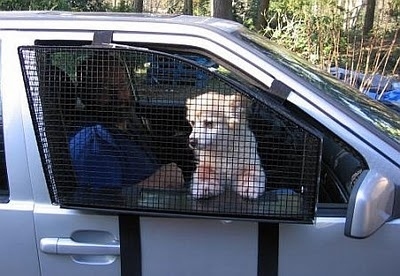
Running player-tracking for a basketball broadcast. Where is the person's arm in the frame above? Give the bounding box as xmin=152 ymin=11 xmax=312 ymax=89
xmin=69 ymin=125 xmax=123 ymax=189
xmin=71 ymin=125 xmax=184 ymax=190
xmin=137 ymin=162 xmax=185 ymax=189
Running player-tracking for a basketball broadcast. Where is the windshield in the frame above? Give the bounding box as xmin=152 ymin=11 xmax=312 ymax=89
xmin=239 ymin=29 xmax=400 ymax=146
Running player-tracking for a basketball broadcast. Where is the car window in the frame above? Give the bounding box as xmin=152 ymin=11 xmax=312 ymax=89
xmin=19 ymin=45 xmax=352 ymax=223
xmin=284 ymin=103 xmax=368 ymax=214
xmin=240 ymin=29 xmax=400 ymax=149
xmin=0 ymin=86 xmax=10 ymax=203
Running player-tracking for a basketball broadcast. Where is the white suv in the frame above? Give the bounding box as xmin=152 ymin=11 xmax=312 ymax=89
xmin=1 ymin=11 xmax=400 ymax=276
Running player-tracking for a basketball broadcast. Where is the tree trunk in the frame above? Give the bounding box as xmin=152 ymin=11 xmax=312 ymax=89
xmin=183 ymin=0 xmax=193 ymax=15
xmin=363 ymin=0 xmax=376 ymax=35
xmin=255 ymin=0 xmax=270 ymax=30
xmin=211 ymin=0 xmax=233 ymax=20
xmin=132 ymin=0 xmax=143 ymax=13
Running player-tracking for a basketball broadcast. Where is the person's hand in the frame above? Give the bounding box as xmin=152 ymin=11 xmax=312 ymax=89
xmin=138 ymin=163 xmax=185 ymax=189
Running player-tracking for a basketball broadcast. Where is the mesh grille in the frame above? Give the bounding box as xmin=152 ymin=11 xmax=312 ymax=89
xmin=19 ymin=46 xmax=322 ymax=223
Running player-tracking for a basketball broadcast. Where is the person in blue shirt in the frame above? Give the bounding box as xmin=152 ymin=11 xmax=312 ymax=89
xmin=69 ymin=52 xmax=184 ymax=203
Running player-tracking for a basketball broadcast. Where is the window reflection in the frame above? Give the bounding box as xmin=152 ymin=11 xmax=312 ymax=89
xmin=239 ymin=29 xmax=400 ymax=146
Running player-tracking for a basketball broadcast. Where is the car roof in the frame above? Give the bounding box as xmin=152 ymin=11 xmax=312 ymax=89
xmin=0 ymin=11 xmax=242 ymax=33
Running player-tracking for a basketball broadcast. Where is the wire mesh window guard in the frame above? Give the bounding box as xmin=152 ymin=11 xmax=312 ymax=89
xmin=19 ymin=46 xmax=322 ymax=223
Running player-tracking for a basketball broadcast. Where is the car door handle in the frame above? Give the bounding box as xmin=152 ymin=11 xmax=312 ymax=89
xmin=40 ymin=238 xmax=120 ymax=256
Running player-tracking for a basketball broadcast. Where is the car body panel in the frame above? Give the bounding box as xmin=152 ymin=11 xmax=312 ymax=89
xmin=0 ymin=29 xmax=121 ymax=276
xmin=0 ymin=202 xmax=40 ymax=275
xmin=280 ymin=219 xmax=400 ymax=275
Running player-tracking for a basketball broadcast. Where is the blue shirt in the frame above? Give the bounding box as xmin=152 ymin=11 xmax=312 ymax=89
xmin=69 ymin=124 xmax=160 ymax=199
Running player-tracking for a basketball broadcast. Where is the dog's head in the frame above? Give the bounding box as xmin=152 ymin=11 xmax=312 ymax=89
xmin=186 ymin=92 xmax=248 ymax=150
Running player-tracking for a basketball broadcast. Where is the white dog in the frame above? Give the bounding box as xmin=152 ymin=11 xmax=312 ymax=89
xmin=186 ymin=92 xmax=266 ymax=199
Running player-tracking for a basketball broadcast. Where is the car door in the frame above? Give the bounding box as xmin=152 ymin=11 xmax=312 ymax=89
xmin=0 ymin=70 xmax=41 ymax=275
xmin=0 ymin=30 xmax=121 ymax=276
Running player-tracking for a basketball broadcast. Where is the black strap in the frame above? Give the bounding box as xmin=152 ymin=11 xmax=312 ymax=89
xmin=119 ymin=215 xmax=142 ymax=276
xmin=270 ymin=80 xmax=292 ymax=102
xmin=258 ymin=223 xmax=279 ymax=276
xmin=92 ymin=30 xmax=114 ymax=45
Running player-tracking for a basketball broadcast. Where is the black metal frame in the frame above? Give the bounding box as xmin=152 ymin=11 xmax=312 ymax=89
xmin=18 ymin=45 xmax=322 ymax=224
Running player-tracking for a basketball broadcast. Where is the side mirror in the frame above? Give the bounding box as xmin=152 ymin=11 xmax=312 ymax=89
xmin=345 ymin=170 xmax=395 ymax=238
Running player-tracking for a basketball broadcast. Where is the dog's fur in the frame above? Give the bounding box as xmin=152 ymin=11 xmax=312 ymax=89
xmin=186 ymin=92 xmax=266 ymax=199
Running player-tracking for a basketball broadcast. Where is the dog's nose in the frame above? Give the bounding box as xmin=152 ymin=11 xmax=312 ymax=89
xmin=189 ymin=137 xmax=198 ymax=149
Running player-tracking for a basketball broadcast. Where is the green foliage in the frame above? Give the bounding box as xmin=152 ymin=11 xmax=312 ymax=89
xmin=260 ymin=0 xmax=399 ymax=84
xmin=262 ymin=0 xmax=345 ymax=68
xmin=166 ymin=0 xmax=182 ymax=13
xmin=193 ymin=0 xmax=210 ymax=16
xmin=0 ymin=0 xmax=110 ymax=11
xmin=110 ymin=0 xmax=132 ymax=12
xmin=232 ymin=0 xmax=251 ymax=26
xmin=68 ymin=0 xmax=110 ymax=11
xmin=255 ymin=0 xmax=400 ymax=95
xmin=0 ymin=0 xmax=69 ymax=10
xmin=389 ymin=0 xmax=400 ymax=17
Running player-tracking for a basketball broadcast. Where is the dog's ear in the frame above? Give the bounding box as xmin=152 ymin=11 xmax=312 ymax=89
xmin=186 ymin=97 xmax=193 ymax=107
xmin=186 ymin=97 xmax=196 ymax=115
xmin=186 ymin=98 xmax=195 ymax=124
xmin=227 ymin=93 xmax=248 ymax=121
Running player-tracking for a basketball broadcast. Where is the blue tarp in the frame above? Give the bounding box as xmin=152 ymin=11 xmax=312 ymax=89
xmin=330 ymin=67 xmax=400 ymax=110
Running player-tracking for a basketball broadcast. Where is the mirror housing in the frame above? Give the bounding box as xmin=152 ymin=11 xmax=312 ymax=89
xmin=345 ymin=170 xmax=395 ymax=238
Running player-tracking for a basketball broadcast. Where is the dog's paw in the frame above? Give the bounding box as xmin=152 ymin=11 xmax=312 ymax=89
xmin=190 ymin=164 xmax=224 ymax=199
xmin=190 ymin=180 xmax=224 ymax=199
xmin=238 ymin=183 xmax=265 ymax=199
xmin=190 ymin=176 xmax=224 ymax=199
xmin=236 ymin=168 xmax=266 ymax=199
